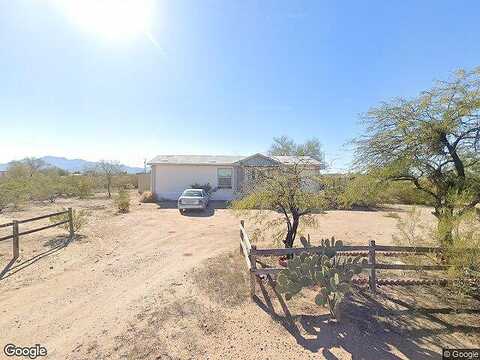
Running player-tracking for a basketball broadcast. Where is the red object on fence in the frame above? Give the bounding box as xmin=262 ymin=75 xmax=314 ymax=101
xmin=278 ymin=257 xmax=288 ymax=268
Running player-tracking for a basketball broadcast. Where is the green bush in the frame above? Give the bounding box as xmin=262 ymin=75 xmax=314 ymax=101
xmin=444 ymin=211 xmax=480 ymax=297
xmin=61 ymin=175 xmax=96 ymax=198
xmin=113 ymin=174 xmax=138 ymax=190
xmin=190 ymin=183 xmax=213 ymax=195
xmin=31 ymin=174 xmax=62 ymax=203
xmin=321 ymin=174 xmax=436 ymax=209
xmin=381 ymin=182 xmax=434 ymax=206
xmin=115 ymin=189 xmax=131 ymax=213
xmin=77 ymin=176 xmax=95 ymax=199
xmin=392 ymin=207 xmax=480 ymax=297
xmin=338 ymin=175 xmax=385 ymax=208
xmin=0 ymin=186 xmax=11 ymax=213
xmin=50 ymin=208 xmax=89 ymax=233
xmin=0 ymin=179 xmax=29 ymax=211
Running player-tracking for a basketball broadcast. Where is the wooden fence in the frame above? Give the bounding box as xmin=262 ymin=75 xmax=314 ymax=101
xmin=0 ymin=208 xmax=74 ymax=261
xmin=239 ymin=220 xmax=449 ymax=297
xmin=137 ymin=173 xmax=151 ymax=193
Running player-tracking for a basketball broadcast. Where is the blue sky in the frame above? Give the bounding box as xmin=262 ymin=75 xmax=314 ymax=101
xmin=1 ymin=0 xmax=479 ymax=171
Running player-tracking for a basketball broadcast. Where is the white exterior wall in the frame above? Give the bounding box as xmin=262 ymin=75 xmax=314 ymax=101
xmin=151 ymin=164 xmax=235 ymax=201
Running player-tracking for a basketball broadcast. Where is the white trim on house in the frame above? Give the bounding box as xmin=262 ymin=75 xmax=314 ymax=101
xmin=233 ymin=153 xmax=281 ymax=166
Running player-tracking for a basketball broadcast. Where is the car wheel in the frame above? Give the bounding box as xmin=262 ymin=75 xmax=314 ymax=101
xmin=179 ymin=209 xmax=185 ymax=215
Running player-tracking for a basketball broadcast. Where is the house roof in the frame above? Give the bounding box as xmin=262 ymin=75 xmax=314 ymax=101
xmin=148 ymin=155 xmax=246 ymax=165
xmin=270 ymin=155 xmax=322 ymax=166
xmin=148 ymin=153 xmax=323 ymax=166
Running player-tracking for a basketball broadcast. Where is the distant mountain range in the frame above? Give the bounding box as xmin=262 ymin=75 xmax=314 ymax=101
xmin=0 ymin=156 xmax=144 ymax=174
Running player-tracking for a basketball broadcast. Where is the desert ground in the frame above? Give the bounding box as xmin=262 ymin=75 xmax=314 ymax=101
xmin=0 ymin=194 xmax=478 ymax=359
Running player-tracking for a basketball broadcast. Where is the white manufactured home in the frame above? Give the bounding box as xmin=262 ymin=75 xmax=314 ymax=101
xmin=147 ymin=153 xmax=323 ymax=201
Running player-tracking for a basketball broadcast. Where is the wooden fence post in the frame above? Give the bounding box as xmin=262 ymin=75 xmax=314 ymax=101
xmin=12 ymin=220 xmax=19 ymax=259
xmin=368 ymin=240 xmax=377 ymax=293
xmin=240 ymin=220 xmax=244 ymax=254
xmin=68 ymin=208 xmax=74 ymax=239
xmin=249 ymin=244 xmax=257 ymax=298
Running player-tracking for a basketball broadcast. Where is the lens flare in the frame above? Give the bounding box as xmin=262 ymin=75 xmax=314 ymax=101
xmin=55 ymin=0 xmax=155 ymax=42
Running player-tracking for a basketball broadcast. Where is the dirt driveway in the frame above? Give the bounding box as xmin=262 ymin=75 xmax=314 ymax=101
xmin=1 ymin=198 xmax=478 ymax=359
xmin=0 ymin=200 xmax=243 ymax=358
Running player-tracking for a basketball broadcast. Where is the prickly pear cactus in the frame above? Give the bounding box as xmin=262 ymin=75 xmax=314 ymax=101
xmin=276 ymin=236 xmax=366 ymax=319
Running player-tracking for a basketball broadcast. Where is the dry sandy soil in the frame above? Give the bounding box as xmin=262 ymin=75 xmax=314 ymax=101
xmin=0 ymin=194 xmax=478 ymax=359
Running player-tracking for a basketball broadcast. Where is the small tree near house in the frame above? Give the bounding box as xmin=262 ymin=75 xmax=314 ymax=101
xmin=232 ymin=159 xmax=326 ymax=249
xmin=268 ymin=135 xmax=325 ymax=165
xmin=96 ymin=160 xmax=123 ymax=198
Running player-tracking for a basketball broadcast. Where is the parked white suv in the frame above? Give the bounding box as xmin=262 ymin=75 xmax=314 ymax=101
xmin=178 ymin=189 xmax=209 ymax=214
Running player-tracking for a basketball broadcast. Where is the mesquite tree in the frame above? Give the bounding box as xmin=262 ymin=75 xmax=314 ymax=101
xmin=232 ymin=159 xmax=325 ymax=249
xmin=96 ymin=160 xmax=123 ymax=198
xmin=268 ymin=136 xmax=325 ymax=165
xmin=353 ymin=68 xmax=480 ymax=245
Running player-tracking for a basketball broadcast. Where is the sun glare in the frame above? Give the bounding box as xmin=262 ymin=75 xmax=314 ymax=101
xmin=56 ymin=0 xmax=154 ymax=42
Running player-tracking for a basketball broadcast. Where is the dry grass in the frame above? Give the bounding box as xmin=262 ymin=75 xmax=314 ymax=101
xmin=112 ymin=251 xmax=315 ymax=359
xmin=111 ymin=298 xmax=225 ymax=360
xmin=192 ymin=252 xmax=249 ymax=307
xmin=139 ymin=191 xmax=155 ymax=203
xmin=383 ymin=211 xmax=400 ymax=219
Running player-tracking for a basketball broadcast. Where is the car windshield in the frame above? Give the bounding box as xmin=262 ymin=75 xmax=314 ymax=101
xmin=183 ymin=190 xmax=203 ymax=197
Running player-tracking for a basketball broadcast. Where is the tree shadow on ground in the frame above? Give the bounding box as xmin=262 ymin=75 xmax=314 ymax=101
xmin=42 ymin=234 xmax=85 ymax=249
xmin=0 ymin=234 xmax=84 ymax=281
xmin=254 ymin=276 xmax=479 ymax=359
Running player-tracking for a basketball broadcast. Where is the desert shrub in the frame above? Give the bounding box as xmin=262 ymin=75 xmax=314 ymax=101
xmin=276 ymin=237 xmax=365 ymax=320
xmin=0 ymin=179 xmax=29 ymax=210
xmin=31 ymin=173 xmax=63 ymax=203
xmin=50 ymin=208 xmax=89 ymax=233
xmin=0 ymin=186 xmax=11 ymax=213
xmin=445 ymin=211 xmax=480 ymax=297
xmin=324 ymin=174 xmax=435 ymax=209
xmin=62 ymin=175 xmax=97 ymax=198
xmin=5 ymin=160 xmax=64 ymax=204
xmin=56 ymin=176 xmax=75 ymax=197
xmin=382 ymin=182 xmax=434 ymax=206
xmin=113 ymin=174 xmax=138 ymax=190
xmin=139 ymin=191 xmax=155 ymax=203
xmin=392 ymin=207 xmax=480 ymax=297
xmin=76 ymin=176 xmax=95 ymax=199
xmin=3 ymin=163 xmax=101 ymax=206
xmin=339 ymin=175 xmax=385 ymax=208
xmin=115 ymin=189 xmax=131 ymax=213
xmin=190 ymin=183 xmax=213 ymax=195
xmin=5 ymin=162 xmax=32 ymax=179
xmin=320 ymin=175 xmax=349 ymax=209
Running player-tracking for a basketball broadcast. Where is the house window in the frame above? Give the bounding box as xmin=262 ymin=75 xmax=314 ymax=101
xmin=217 ymin=168 xmax=233 ymax=189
